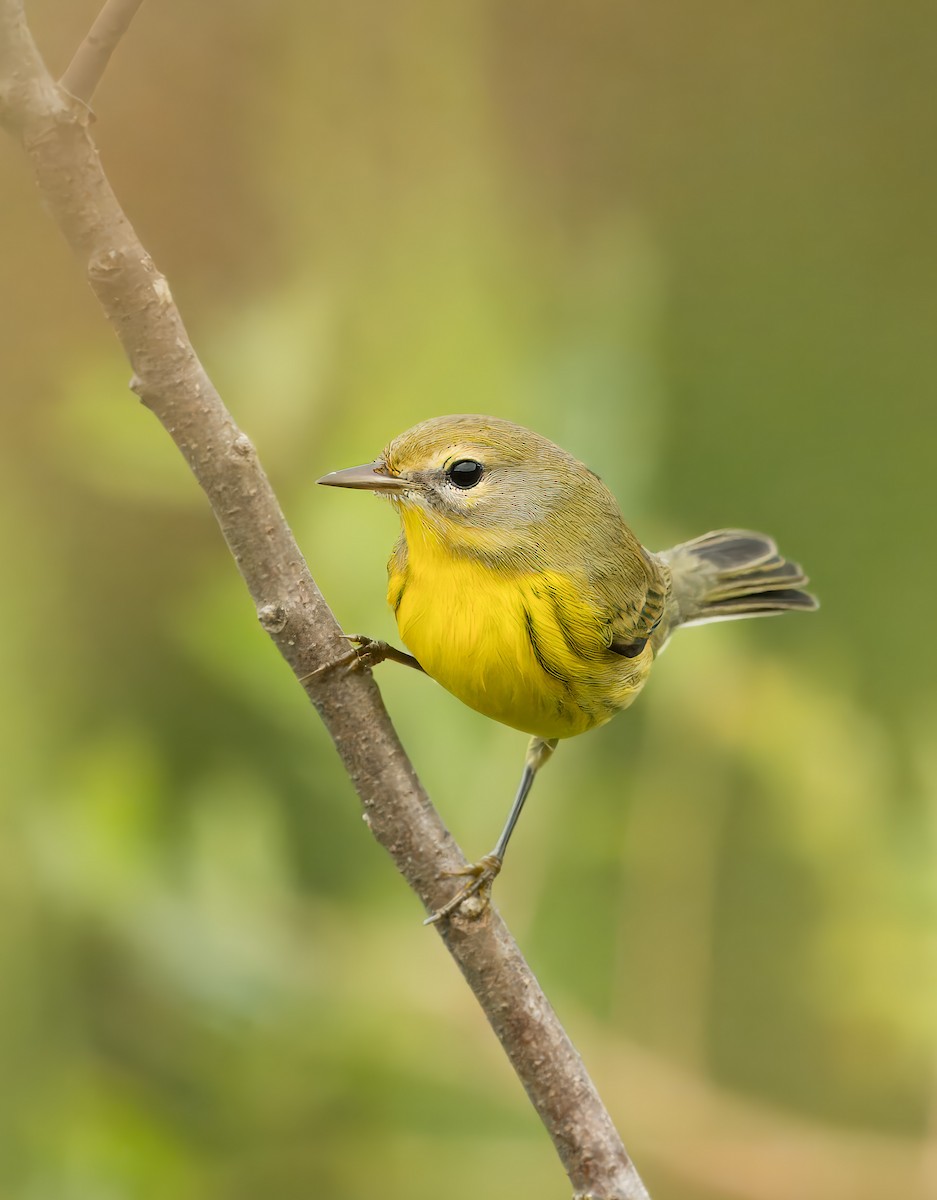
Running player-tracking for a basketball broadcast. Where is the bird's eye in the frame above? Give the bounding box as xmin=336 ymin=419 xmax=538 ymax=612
xmin=447 ymin=459 xmax=484 ymax=489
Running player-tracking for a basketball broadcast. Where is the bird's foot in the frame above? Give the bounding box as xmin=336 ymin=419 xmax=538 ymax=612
xmin=300 ymin=634 xmax=393 ymax=682
xmin=424 ymin=853 xmax=503 ymax=925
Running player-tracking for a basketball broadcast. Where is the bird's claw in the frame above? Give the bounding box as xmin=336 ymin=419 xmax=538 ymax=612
xmin=423 ymin=853 xmax=503 ymax=925
xmin=339 ymin=634 xmax=392 ymax=669
xmin=300 ymin=635 xmax=386 ymax=682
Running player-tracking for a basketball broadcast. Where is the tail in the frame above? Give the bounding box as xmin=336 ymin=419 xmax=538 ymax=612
xmin=657 ymin=529 xmax=818 ymax=645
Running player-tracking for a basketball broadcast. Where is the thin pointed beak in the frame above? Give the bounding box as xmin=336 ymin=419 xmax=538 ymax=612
xmin=316 ymin=460 xmax=405 ymax=492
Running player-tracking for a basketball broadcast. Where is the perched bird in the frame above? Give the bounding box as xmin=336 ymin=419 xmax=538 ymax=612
xmin=318 ymin=414 xmax=817 ymax=922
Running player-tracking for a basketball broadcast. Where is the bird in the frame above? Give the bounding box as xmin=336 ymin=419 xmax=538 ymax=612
xmin=317 ymin=414 xmax=817 ymax=923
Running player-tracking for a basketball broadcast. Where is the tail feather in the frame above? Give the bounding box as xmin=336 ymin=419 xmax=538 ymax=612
xmin=659 ymin=528 xmax=818 ymax=638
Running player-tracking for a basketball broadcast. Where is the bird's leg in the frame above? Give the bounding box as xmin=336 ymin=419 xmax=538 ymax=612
xmin=425 ymin=736 xmax=558 ymax=925
xmin=301 ymin=634 xmax=425 ymax=682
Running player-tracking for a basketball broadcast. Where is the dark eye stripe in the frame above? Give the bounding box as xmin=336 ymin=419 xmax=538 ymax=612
xmin=448 ymin=459 xmax=484 ymax=489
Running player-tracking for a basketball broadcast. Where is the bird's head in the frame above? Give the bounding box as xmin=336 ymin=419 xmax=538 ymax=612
xmin=318 ymin=414 xmax=603 ymax=558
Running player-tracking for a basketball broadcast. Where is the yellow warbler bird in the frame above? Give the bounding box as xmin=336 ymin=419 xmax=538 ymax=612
xmin=318 ymin=414 xmax=817 ymax=922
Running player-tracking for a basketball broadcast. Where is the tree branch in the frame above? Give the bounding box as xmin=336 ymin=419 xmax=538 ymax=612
xmin=59 ymin=0 xmax=145 ymax=104
xmin=0 ymin=3 xmax=651 ymax=1197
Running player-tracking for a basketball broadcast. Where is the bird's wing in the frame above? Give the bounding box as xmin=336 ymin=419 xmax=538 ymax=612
xmin=534 ymin=545 xmax=670 ymax=665
xmin=598 ymin=547 xmax=672 ymax=659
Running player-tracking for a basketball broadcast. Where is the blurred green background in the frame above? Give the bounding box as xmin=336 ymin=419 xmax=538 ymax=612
xmin=2 ymin=2 xmax=935 ymax=1197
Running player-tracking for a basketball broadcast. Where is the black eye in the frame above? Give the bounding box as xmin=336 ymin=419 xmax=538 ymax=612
xmin=447 ymin=459 xmax=484 ymax=489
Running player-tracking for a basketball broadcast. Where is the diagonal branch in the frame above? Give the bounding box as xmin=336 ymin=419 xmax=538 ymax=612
xmin=0 ymin=2 xmax=651 ymax=1197
xmin=59 ymin=0 xmax=146 ymax=104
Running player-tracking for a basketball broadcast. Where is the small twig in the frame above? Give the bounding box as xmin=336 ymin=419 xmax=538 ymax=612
xmin=0 ymin=2 xmax=652 ymax=1196
xmin=59 ymin=0 xmax=146 ymax=105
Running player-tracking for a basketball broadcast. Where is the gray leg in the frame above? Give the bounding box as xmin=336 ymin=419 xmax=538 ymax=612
xmin=493 ymin=737 xmax=557 ymax=861
xmin=425 ymin=736 xmax=559 ymax=925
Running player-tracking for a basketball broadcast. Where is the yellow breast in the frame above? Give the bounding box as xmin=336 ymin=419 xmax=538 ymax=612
xmin=387 ymin=517 xmax=651 ymax=741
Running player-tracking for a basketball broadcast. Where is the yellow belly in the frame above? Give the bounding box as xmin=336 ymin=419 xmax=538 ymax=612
xmin=389 ymin=542 xmax=650 ymax=741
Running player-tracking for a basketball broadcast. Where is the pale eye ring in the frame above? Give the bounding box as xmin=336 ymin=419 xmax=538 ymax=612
xmin=447 ymin=459 xmax=484 ymax=489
